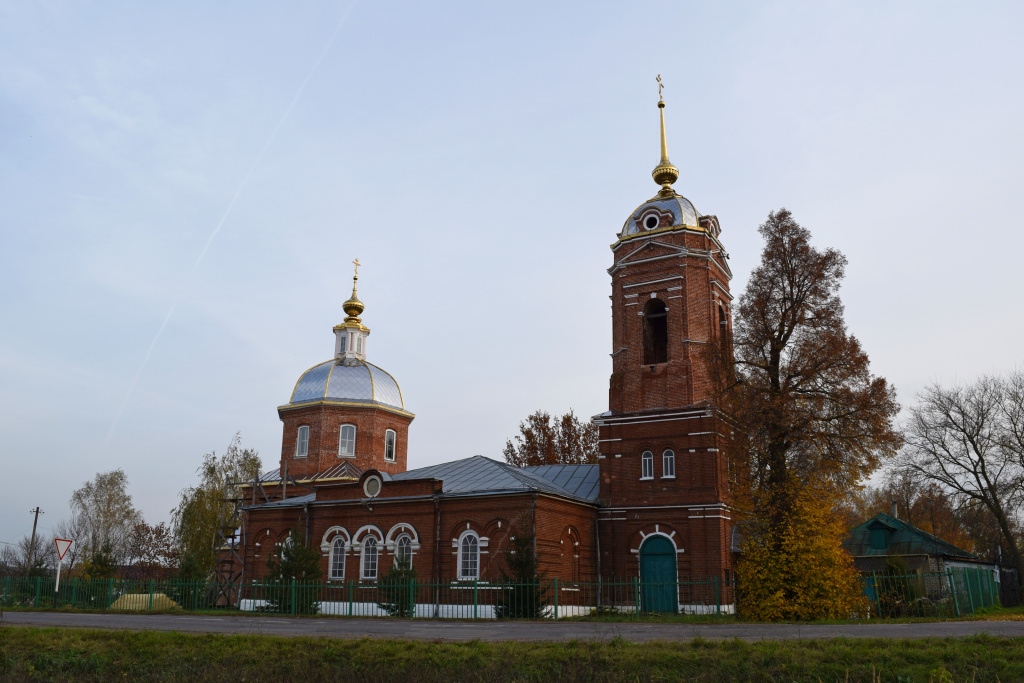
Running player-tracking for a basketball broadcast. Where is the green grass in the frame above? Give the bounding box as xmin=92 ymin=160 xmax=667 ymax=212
xmin=2 ymin=627 xmax=1024 ymax=682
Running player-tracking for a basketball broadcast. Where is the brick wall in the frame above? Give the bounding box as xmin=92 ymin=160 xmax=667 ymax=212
xmin=278 ymin=403 xmax=413 ymax=478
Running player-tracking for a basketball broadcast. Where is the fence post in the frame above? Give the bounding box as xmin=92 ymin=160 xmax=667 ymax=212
xmin=635 ymin=576 xmax=641 ymax=618
xmin=348 ymin=580 xmax=353 ymax=617
xmin=71 ymin=578 xmax=77 ymax=608
xmin=473 ymin=579 xmax=478 ymax=620
xmin=553 ymin=577 xmax=559 ymax=620
xmin=149 ymin=579 xmax=155 ymax=612
xmin=966 ymin=570 xmax=976 ymax=613
xmin=290 ymin=579 xmax=296 ymax=616
xmin=715 ymin=575 xmax=721 ymax=616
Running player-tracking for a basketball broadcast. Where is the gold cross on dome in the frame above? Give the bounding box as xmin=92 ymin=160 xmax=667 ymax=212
xmin=657 ymin=74 xmax=664 ymax=100
xmin=352 ymin=258 xmax=360 ymax=278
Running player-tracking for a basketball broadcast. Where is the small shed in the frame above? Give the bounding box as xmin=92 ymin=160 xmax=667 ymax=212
xmin=843 ymin=513 xmax=994 ymax=574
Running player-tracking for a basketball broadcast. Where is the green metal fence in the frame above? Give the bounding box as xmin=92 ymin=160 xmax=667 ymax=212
xmin=1 ymin=567 xmax=999 ymax=619
xmin=0 ymin=575 xmax=733 ymax=618
xmin=861 ymin=567 xmax=1000 ymax=618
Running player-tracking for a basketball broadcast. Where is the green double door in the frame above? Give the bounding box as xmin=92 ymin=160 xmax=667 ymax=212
xmin=639 ymin=535 xmax=678 ymax=613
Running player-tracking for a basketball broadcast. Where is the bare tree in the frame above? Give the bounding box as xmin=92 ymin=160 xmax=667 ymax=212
xmin=899 ymin=373 xmax=1024 ymax=595
xmin=69 ymin=469 xmax=142 ymax=562
xmin=0 ymin=535 xmax=55 ymax=577
xmin=502 ymin=409 xmax=599 ymax=467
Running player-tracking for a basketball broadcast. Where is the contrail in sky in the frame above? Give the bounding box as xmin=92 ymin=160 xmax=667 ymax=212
xmin=104 ymin=1 xmax=360 ymax=447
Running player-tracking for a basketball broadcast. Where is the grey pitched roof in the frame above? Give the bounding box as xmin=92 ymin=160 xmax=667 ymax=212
xmin=393 ymin=456 xmax=599 ymax=504
xmin=246 ymin=456 xmax=600 ymax=510
xmin=523 ymin=464 xmax=600 ymax=502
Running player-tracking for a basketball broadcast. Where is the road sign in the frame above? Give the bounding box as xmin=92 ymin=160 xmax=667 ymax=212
xmin=55 ymin=538 xmax=73 ymax=560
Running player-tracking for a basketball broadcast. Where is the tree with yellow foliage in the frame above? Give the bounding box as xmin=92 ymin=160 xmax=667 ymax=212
xmin=711 ymin=210 xmax=901 ymax=620
xmin=736 ymin=486 xmax=866 ymax=621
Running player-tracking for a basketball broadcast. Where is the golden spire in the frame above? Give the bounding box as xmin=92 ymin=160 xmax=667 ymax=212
xmin=342 ymin=257 xmax=364 ymax=323
xmin=651 ymin=74 xmax=680 ymax=196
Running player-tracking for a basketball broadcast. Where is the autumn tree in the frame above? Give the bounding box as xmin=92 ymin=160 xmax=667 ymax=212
xmin=898 ymin=372 xmax=1024 ymax=596
xmin=122 ymin=521 xmax=178 ymax=579
xmin=172 ymin=433 xmax=262 ymax=579
xmin=716 ymin=209 xmax=902 ymax=619
xmin=502 ymin=409 xmax=599 ymax=467
xmin=69 ymin=469 xmax=143 ymax=562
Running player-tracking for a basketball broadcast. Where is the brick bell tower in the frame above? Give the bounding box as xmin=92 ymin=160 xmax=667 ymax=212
xmin=594 ymin=80 xmax=735 ymax=587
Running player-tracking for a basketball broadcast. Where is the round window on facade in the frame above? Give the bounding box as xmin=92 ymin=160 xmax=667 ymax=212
xmin=643 ymin=213 xmax=660 ymax=230
xmin=363 ymin=475 xmax=382 ymax=498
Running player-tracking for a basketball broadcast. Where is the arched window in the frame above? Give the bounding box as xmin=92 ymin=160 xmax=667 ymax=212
xmin=330 ymin=537 xmax=346 ymax=580
xmin=662 ymin=449 xmax=676 ymax=478
xmin=641 ymin=450 xmax=654 ymax=479
xmin=385 ymin=429 xmax=397 ymax=462
xmin=338 ymin=424 xmax=356 ymax=457
xmin=296 ymin=426 xmax=309 ymax=458
xmin=643 ymin=299 xmax=668 ymax=364
xmin=362 ymin=537 xmax=378 ymax=580
xmin=395 ymin=533 xmax=413 ymax=568
xmin=458 ymin=532 xmax=479 ymax=580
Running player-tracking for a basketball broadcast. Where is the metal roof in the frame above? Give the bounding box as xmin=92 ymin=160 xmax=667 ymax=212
xmin=392 ymin=456 xmax=599 ymax=504
xmin=523 ymin=464 xmax=600 ymax=502
xmin=288 ymin=359 xmax=407 ymax=412
xmin=844 ymin=513 xmax=978 ymax=561
xmin=245 ymin=457 xmax=599 ymax=510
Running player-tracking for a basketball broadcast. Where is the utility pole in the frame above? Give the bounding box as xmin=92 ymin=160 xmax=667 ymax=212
xmin=27 ymin=507 xmax=44 ymax=574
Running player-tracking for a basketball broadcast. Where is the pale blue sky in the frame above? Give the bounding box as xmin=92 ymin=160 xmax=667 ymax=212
xmin=2 ymin=1 xmax=1022 ymax=546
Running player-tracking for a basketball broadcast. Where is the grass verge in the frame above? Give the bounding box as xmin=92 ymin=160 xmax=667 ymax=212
xmin=2 ymin=627 xmax=1024 ymax=682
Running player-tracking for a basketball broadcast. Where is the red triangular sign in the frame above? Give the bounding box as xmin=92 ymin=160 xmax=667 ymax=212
xmin=55 ymin=538 xmax=73 ymax=560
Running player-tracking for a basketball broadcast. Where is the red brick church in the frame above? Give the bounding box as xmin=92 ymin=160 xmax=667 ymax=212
xmin=237 ymin=92 xmax=737 ymax=600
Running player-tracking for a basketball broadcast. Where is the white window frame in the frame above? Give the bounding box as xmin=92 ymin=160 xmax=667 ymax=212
xmin=384 ymin=429 xmax=397 ymax=462
xmin=356 ymin=335 xmax=363 ymax=354
xmin=361 ymin=536 xmax=379 ymax=580
xmin=641 ymin=450 xmax=654 ymax=479
xmin=662 ymin=449 xmax=676 ymax=478
xmin=339 ymin=335 xmax=347 ymax=353
xmin=458 ymin=531 xmax=480 ymax=580
xmin=296 ymin=425 xmax=309 ymax=458
xmin=338 ymin=424 xmax=357 ymax=457
xmin=329 ymin=537 xmax=346 ymax=581
xmin=395 ymin=533 xmax=413 ymax=568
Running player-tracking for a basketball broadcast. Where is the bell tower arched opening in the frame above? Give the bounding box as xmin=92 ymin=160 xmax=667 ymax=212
xmin=643 ymin=298 xmax=668 ymax=365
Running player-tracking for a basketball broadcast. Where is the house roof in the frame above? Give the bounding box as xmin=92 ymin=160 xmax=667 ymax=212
xmin=843 ymin=512 xmax=978 ymax=561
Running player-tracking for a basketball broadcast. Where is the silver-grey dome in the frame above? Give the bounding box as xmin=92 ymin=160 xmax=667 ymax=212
xmin=621 ymin=194 xmax=700 ymax=237
xmin=288 ymin=359 xmax=406 ymax=411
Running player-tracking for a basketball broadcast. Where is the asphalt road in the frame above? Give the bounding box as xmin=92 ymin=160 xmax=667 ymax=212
xmin=4 ymin=611 xmax=1024 ymax=642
